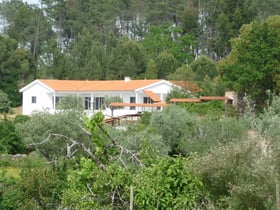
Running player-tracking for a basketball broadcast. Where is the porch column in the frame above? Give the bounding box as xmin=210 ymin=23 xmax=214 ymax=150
xmin=53 ymin=92 xmax=56 ymax=111
xmin=91 ymin=92 xmax=94 ymax=114
xmin=135 ymin=92 xmax=139 ymax=112
xmin=160 ymin=93 xmax=163 ymax=111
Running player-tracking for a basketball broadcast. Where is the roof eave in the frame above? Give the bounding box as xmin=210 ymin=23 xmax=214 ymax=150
xmin=19 ymin=79 xmax=55 ymax=93
xmin=135 ymin=80 xmax=169 ymax=92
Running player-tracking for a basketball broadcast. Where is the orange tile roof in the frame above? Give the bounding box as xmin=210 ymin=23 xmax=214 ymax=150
xmin=38 ymin=79 xmax=163 ymax=92
xmin=170 ymin=96 xmax=231 ymax=103
xmin=109 ymin=102 xmax=168 ymax=107
xmin=171 ymin=81 xmax=202 ymax=92
xmin=169 ymin=98 xmax=201 ymax=103
xmin=200 ymin=96 xmax=230 ymax=101
xmin=143 ymin=90 xmax=162 ymax=102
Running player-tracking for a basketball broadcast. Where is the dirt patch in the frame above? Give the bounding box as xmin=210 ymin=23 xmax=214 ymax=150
xmin=0 ymin=106 xmax=22 ymax=119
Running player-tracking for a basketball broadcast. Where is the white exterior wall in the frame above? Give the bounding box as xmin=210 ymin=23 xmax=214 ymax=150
xmin=22 ymin=83 xmax=53 ymax=115
xmin=137 ymin=83 xmax=172 ymax=103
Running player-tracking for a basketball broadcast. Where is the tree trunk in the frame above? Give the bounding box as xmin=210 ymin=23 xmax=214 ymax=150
xmin=130 ymin=185 xmax=134 ymax=210
xmin=276 ymin=182 xmax=280 ymax=210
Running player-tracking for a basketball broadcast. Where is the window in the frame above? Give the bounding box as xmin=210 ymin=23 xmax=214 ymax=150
xmin=130 ymin=97 xmax=136 ymax=110
xmin=85 ymin=97 xmax=91 ymax=110
xmin=55 ymin=96 xmax=62 ymax=104
xmin=31 ymin=96 xmax=37 ymax=104
xmin=143 ymin=97 xmax=153 ymax=104
xmin=94 ymin=97 xmax=104 ymax=110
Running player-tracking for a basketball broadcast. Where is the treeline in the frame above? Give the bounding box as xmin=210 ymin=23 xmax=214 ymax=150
xmin=0 ymin=0 xmax=279 ymax=107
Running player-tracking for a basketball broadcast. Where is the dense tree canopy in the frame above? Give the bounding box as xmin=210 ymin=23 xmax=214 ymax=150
xmin=0 ymin=36 xmax=35 ymax=105
xmin=220 ymin=16 xmax=280 ymax=107
xmin=0 ymin=0 xmax=278 ymax=105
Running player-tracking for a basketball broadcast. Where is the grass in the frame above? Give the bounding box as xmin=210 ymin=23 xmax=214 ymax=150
xmin=0 ymin=156 xmax=22 ymax=179
xmin=12 ymin=106 xmax=22 ymax=115
xmin=0 ymin=166 xmax=21 ymax=179
xmin=0 ymin=152 xmax=48 ymax=179
xmin=0 ymin=106 xmax=22 ymax=120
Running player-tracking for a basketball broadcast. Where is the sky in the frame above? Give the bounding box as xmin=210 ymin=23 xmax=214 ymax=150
xmin=0 ymin=0 xmax=41 ymax=32
xmin=0 ymin=0 xmax=40 ymax=5
xmin=23 ymin=0 xmax=40 ymax=4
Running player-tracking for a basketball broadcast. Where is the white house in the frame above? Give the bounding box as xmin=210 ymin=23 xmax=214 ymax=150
xmin=19 ymin=77 xmax=178 ymax=116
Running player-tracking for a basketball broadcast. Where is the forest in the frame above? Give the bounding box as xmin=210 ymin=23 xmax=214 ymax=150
xmin=0 ymin=0 xmax=280 ymax=209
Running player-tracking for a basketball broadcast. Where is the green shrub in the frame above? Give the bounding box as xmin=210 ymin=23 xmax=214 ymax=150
xmin=0 ymin=117 xmax=25 ymax=154
xmin=0 ymin=91 xmax=11 ymax=113
xmin=134 ymin=156 xmax=209 ymax=209
xmin=193 ymin=139 xmax=274 ymax=209
xmin=180 ymin=100 xmax=225 ymax=116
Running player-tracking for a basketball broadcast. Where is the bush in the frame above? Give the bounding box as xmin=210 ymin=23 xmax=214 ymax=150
xmin=180 ymin=100 xmax=225 ymax=116
xmin=0 ymin=91 xmax=11 ymax=113
xmin=165 ymin=87 xmax=196 ymax=102
xmin=193 ymin=138 xmax=275 ymax=209
xmin=16 ymin=111 xmax=92 ymax=165
xmin=56 ymin=95 xmax=84 ymax=111
xmin=149 ymin=105 xmax=198 ymax=155
xmin=0 ymin=117 xmax=25 ymax=154
xmin=134 ymin=156 xmax=209 ymax=209
xmin=185 ymin=117 xmax=248 ymax=154
xmin=0 ymin=173 xmax=22 ymax=209
xmin=62 ymin=158 xmax=133 ymax=209
xmin=0 ymin=165 xmax=67 ymax=209
xmin=148 ymin=105 xmax=247 ymax=155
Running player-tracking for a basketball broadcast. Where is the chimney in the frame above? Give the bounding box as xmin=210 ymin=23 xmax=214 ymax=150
xmin=124 ymin=77 xmax=131 ymax=82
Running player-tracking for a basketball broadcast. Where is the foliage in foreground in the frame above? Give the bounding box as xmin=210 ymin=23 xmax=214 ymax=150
xmin=0 ymin=115 xmax=28 ymax=154
xmin=134 ymin=156 xmax=207 ymax=209
xmin=0 ymin=90 xmax=11 ymax=113
xmin=16 ymin=111 xmax=91 ymax=166
xmin=62 ymin=156 xmax=208 ymax=209
xmin=148 ymin=105 xmax=248 ymax=155
xmin=2 ymin=98 xmax=280 ymax=209
xmin=193 ymin=139 xmax=274 ymax=209
xmin=0 ymin=153 xmax=67 ymax=210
